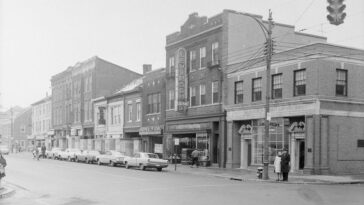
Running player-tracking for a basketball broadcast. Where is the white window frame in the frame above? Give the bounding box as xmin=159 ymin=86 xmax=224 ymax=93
xmin=212 ymin=42 xmax=219 ymax=64
xmin=200 ymin=47 xmax=206 ymax=69
xmin=190 ymin=86 xmax=196 ymax=107
xmin=169 ymin=56 xmax=175 ymax=73
xmin=212 ymin=81 xmax=219 ymax=104
xmin=200 ymin=84 xmax=206 ymax=105
xmin=189 ymin=50 xmax=197 ymax=72
xmin=136 ymin=102 xmax=141 ymax=122
xmin=128 ymin=103 xmax=132 ymax=122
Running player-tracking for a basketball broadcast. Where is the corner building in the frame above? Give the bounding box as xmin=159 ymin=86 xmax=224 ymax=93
xmin=226 ymin=43 xmax=364 ymax=174
xmin=165 ymin=10 xmax=325 ymax=167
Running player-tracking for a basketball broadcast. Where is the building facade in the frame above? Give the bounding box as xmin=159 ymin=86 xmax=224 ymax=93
xmin=31 ymin=96 xmax=52 ymax=149
xmin=225 ymin=43 xmax=364 ymax=174
xmin=51 ymin=56 xmax=141 ymax=150
xmin=140 ymin=65 xmax=165 ymax=156
xmin=13 ymin=108 xmax=32 ymax=152
xmin=164 ymin=10 xmax=326 ymax=167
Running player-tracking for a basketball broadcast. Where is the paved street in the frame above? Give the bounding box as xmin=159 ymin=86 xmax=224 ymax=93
xmin=1 ymin=153 xmax=364 ymax=205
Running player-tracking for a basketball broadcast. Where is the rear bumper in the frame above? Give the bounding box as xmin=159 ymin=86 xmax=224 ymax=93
xmin=145 ymin=163 xmax=168 ymax=168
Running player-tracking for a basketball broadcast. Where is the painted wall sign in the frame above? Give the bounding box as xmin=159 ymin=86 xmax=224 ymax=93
xmin=175 ymin=48 xmax=188 ymax=112
xmin=139 ymin=126 xmax=163 ymax=135
xmin=167 ymin=122 xmax=210 ymax=131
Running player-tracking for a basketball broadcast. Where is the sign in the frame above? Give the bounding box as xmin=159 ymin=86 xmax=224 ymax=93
xmin=154 ymin=144 xmax=163 ymax=153
xmin=267 ymin=112 xmax=271 ymax=121
xmin=174 ymin=138 xmax=180 ymax=145
xmin=176 ymin=48 xmax=188 ymax=113
xmin=139 ymin=126 xmax=163 ymax=135
xmin=167 ymin=122 xmax=210 ymax=132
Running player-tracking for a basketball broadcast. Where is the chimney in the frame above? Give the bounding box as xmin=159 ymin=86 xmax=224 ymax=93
xmin=143 ymin=64 xmax=152 ymax=74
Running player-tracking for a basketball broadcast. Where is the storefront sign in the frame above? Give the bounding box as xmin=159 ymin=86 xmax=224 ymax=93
xmin=139 ymin=126 xmax=163 ymax=135
xmin=154 ymin=144 xmax=163 ymax=153
xmin=176 ymin=48 xmax=188 ymax=113
xmin=288 ymin=121 xmax=305 ymax=133
xmin=47 ymin=130 xmax=55 ymax=135
xmin=167 ymin=122 xmax=210 ymax=132
xmin=174 ymin=138 xmax=180 ymax=145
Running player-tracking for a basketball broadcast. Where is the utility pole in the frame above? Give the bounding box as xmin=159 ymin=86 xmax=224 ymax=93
xmin=263 ymin=10 xmax=274 ymax=180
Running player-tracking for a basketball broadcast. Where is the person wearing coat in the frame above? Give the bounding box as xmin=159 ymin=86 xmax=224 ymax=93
xmin=280 ymin=147 xmax=291 ymax=181
xmin=0 ymin=153 xmax=7 ymax=188
xmin=273 ymin=151 xmax=282 ymax=181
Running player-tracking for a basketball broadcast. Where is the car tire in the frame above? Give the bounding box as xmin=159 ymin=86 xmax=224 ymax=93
xmin=139 ymin=164 xmax=145 ymax=171
xmin=75 ymin=157 xmax=79 ymax=162
xmin=68 ymin=156 xmax=71 ymax=161
xmin=85 ymin=158 xmax=89 ymax=164
xmin=125 ymin=162 xmax=129 ymax=169
xmin=97 ymin=159 xmax=101 ymax=165
xmin=157 ymin=168 xmax=162 ymax=172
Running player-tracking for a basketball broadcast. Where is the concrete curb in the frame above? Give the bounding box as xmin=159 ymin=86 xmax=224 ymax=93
xmin=0 ymin=186 xmax=16 ymax=199
xmin=167 ymin=169 xmax=364 ymax=185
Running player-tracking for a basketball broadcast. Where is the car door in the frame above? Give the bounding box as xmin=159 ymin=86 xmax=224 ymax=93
xmin=132 ymin=153 xmax=140 ymax=166
xmin=102 ymin=151 xmax=111 ymax=163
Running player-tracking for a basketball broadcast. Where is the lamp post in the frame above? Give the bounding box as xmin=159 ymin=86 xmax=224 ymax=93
xmin=242 ymin=10 xmax=274 ymax=180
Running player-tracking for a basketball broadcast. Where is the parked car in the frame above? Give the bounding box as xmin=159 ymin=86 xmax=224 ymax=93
xmin=96 ymin=150 xmax=126 ymax=166
xmin=75 ymin=150 xmax=102 ymax=164
xmin=46 ymin=147 xmax=63 ymax=159
xmin=124 ymin=152 xmax=168 ymax=171
xmin=58 ymin=148 xmax=82 ymax=161
xmin=0 ymin=145 xmax=10 ymax=155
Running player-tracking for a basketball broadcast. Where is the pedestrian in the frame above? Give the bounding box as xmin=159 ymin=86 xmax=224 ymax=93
xmin=33 ymin=146 xmax=40 ymax=160
xmin=190 ymin=149 xmax=200 ymax=168
xmin=41 ymin=145 xmax=46 ymax=158
xmin=0 ymin=153 xmax=7 ymax=189
xmin=281 ymin=148 xmax=291 ymax=181
xmin=273 ymin=151 xmax=282 ymax=181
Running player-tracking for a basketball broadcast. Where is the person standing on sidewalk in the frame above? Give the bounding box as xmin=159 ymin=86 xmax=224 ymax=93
xmin=0 ymin=153 xmax=7 ymax=189
xmin=190 ymin=149 xmax=200 ymax=168
xmin=274 ymin=151 xmax=282 ymax=181
xmin=281 ymin=148 xmax=291 ymax=181
xmin=41 ymin=144 xmax=46 ymax=158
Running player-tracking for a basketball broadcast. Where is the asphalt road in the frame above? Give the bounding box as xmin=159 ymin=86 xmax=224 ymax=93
xmin=1 ymin=153 xmax=364 ymax=205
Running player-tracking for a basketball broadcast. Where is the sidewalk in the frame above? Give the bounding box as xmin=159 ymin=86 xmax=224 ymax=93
xmin=165 ymin=164 xmax=364 ymax=185
xmin=0 ymin=183 xmax=16 ymax=199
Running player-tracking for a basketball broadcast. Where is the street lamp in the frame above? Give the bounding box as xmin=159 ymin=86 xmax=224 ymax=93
xmin=241 ymin=10 xmax=274 ymax=180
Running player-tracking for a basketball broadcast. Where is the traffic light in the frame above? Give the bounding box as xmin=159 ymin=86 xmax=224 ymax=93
xmin=327 ymin=0 xmax=346 ymax=26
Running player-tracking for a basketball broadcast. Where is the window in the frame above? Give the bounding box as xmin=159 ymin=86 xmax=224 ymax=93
xmin=200 ymin=84 xmax=206 ymax=105
xmin=294 ymin=69 xmax=306 ymax=96
xmin=189 ymin=50 xmax=197 ymax=71
xmin=110 ymin=106 xmax=115 ymax=124
xmin=97 ymin=107 xmax=106 ymax=125
xmin=272 ymin=74 xmax=282 ymax=99
xmin=84 ymin=101 xmax=89 ymax=121
xmin=200 ymin=47 xmax=206 ymax=68
xmin=169 ymin=56 xmax=175 ymax=74
xmin=128 ymin=104 xmax=132 ymax=122
xmin=336 ymin=69 xmax=347 ymax=96
xmin=234 ymin=81 xmax=244 ymax=104
xmin=252 ymin=78 xmax=262 ymax=102
xmin=190 ymin=86 xmax=197 ymax=106
xmin=212 ymin=42 xmax=219 ymax=65
xmin=212 ymin=81 xmax=219 ymax=103
xmin=168 ymin=89 xmax=175 ymax=109
xmin=136 ymin=102 xmax=141 ymax=121
xmin=147 ymin=93 xmax=161 ymax=114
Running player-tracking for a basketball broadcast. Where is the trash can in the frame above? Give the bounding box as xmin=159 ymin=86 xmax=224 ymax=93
xmin=257 ymin=167 xmax=263 ymax=179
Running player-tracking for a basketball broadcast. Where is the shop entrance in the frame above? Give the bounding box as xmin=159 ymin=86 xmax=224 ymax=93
xmin=298 ymin=140 xmax=305 ymax=170
xmin=247 ymin=140 xmax=252 ymax=166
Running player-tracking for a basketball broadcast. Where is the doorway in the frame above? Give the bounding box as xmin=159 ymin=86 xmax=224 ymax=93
xmin=298 ymin=140 xmax=305 ymax=170
xmin=247 ymin=140 xmax=252 ymax=166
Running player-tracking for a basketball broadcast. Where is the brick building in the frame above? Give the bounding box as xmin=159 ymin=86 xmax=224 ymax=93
xmin=31 ymin=96 xmax=52 ymax=149
xmin=51 ymin=56 xmax=141 ymax=150
xmin=139 ymin=65 xmax=165 ymax=156
xmin=164 ymin=10 xmax=325 ymax=167
xmin=225 ymin=43 xmax=364 ymax=174
xmin=13 ymin=108 xmax=32 ymax=151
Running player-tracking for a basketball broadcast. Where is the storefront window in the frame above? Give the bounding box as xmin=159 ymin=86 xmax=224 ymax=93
xmin=251 ymin=119 xmax=287 ymax=165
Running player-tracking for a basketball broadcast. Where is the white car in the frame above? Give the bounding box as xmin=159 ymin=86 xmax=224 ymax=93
xmin=124 ymin=152 xmax=168 ymax=171
xmin=46 ymin=147 xmax=63 ymax=159
xmin=96 ymin=150 xmax=126 ymax=166
xmin=58 ymin=148 xmax=82 ymax=161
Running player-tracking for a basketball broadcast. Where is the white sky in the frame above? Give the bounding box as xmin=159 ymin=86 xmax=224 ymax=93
xmin=0 ymin=0 xmax=363 ymax=109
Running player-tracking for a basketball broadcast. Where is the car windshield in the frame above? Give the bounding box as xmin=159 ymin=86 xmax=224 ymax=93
xmin=147 ymin=154 xmax=159 ymax=159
